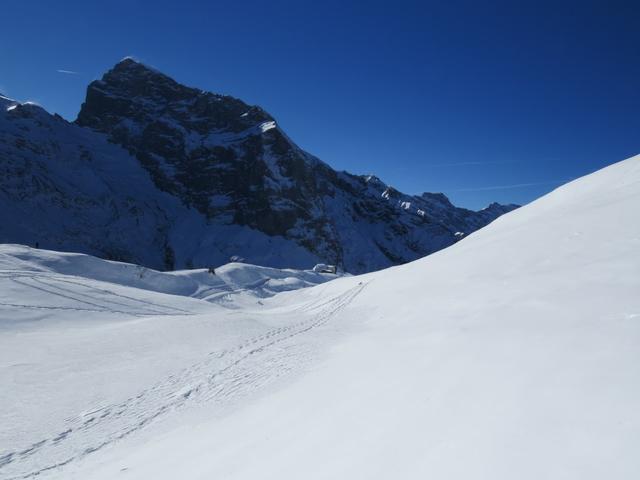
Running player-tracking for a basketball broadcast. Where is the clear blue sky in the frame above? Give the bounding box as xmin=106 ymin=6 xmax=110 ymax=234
xmin=1 ymin=0 xmax=638 ymax=209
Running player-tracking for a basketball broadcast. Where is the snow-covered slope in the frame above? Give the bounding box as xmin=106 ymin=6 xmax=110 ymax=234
xmin=0 ymin=61 xmax=516 ymax=274
xmin=0 ymin=246 xmax=337 ymax=479
xmin=0 ymin=244 xmax=337 ymax=311
xmin=1 ymin=154 xmax=639 ymax=479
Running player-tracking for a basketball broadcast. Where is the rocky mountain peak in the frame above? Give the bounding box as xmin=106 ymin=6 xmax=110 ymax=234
xmin=77 ymin=58 xmax=272 ymax=135
xmin=75 ymin=60 xmax=337 ymax=254
xmin=482 ymin=201 xmax=520 ymax=215
xmin=1 ymin=60 xmax=518 ymax=273
xmin=420 ymin=192 xmax=455 ymax=209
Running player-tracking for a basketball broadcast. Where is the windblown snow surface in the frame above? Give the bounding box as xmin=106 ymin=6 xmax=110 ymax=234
xmin=1 ymin=155 xmax=639 ymax=479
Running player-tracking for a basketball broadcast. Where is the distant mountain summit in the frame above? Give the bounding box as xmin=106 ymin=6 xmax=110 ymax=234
xmin=0 ymin=59 xmax=517 ymax=273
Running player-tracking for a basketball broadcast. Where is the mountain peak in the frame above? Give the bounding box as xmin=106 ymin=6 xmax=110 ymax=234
xmin=95 ymin=57 xmax=181 ymax=97
xmin=68 ymin=61 xmax=519 ymax=273
xmin=76 ymin=58 xmax=274 ymax=140
xmin=482 ymin=201 xmax=520 ymax=215
xmin=116 ymin=56 xmax=142 ymax=66
xmin=420 ymin=192 xmax=454 ymax=208
xmin=109 ymin=57 xmax=168 ymax=80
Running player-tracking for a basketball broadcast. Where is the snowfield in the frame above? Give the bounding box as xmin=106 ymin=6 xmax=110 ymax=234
xmin=1 ymin=154 xmax=640 ymax=479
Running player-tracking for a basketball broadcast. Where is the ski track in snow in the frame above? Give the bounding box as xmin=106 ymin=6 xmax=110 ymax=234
xmin=0 ymin=272 xmax=191 ymax=317
xmin=0 ymin=281 xmax=367 ymax=479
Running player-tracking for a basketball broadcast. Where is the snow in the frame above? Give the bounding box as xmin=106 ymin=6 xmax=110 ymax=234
xmin=0 ymin=244 xmax=336 ymax=308
xmin=259 ymin=120 xmax=276 ymax=132
xmin=1 ymin=154 xmax=640 ymax=479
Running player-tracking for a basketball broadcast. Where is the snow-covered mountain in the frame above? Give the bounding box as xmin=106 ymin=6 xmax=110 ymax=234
xmin=0 ymin=59 xmax=516 ymax=273
xmin=1 ymin=154 xmax=638 ymax=480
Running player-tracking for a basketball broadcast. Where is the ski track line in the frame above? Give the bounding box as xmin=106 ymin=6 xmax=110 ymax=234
xmin=44 ymin=276 xmax=192 ymax=314
xmin=0 ymin=282 xmax=367 ymax=480
xmin=10 ymin=277 xmax=125 ymax=312
xmin=0 ymin=274 xmax=193 ymax=317
xmin=28 ymin=277 xmax=176 ymax=316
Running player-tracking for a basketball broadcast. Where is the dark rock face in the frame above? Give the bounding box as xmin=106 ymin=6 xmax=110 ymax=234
xmin=76 ymin=59 xmax=341 ymax=263
xmin=0 ymin=60 xmax=518 ymax=273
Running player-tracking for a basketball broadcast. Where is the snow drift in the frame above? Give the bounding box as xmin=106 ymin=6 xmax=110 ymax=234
xmin=1 ymin=154 xmax=639 ymax=479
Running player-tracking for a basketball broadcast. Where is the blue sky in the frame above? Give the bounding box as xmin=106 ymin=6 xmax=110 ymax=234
xmin=1 ymin=0 xmax=638 ymax=209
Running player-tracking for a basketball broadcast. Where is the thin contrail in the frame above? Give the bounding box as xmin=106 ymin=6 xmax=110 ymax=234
xmin=56 ymin=69 xmax=79 ymax=75
xmin=426 ymin=160 xmax=521 ymax=167
xmin=452 ymin=179 xmax=569 ymax=192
